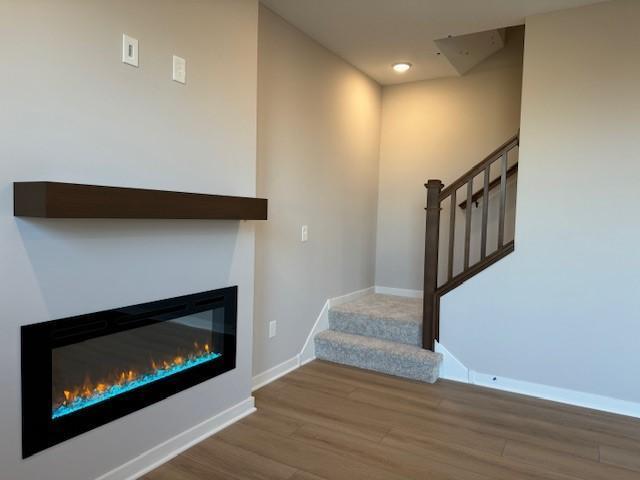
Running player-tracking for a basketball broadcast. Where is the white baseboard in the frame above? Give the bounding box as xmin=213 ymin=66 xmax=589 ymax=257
xmin=298 ymin=300 xmax=330 ymax=366
xmin=299 ymin=286 xmax=373 ymax=365
xmin=437 ymin=342 xmax=640 ymax=420
xmin=252 ymin=356 xmax=301 ymax=391
xmin=469 ymin=371 xmax=640 ymax=419
xmin=253 ymin=286 xmax=374 ymax=390
xmin=96 ymin=397 xmax=256 ymax=480
xmin=329 ymin=286 xmax=375 ymax=307
xmin=435 ymin=341 xmax=469 ymax=383
xmin=375 ymin=286 xmax=422 ymax=298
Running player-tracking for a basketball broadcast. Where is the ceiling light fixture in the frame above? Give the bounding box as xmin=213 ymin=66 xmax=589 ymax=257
xmin=392 ymin=62 xmax=412 ymax=73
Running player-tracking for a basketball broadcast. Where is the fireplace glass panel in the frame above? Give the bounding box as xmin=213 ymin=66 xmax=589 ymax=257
xmin=51 ymin=308 xmax=224 ymax=419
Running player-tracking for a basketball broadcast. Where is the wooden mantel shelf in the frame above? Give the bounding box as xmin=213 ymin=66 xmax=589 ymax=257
xmin=13 ymin=182 xmax=268 ymax=220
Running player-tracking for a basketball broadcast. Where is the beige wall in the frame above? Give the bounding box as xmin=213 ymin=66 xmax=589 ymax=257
xmin=442 ymin=0 xmax=640 ymax=405
xmin=0 ymin=1 xmax=258 ymax=479
xmin=254 ymin=6 xmax=381 ymax=375
xmin=375 ymin=29 xmax=524 ymax=290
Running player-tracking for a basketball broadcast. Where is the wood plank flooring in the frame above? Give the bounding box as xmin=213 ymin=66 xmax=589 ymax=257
xmin=143 ymin=360 xmax=640 ymax=480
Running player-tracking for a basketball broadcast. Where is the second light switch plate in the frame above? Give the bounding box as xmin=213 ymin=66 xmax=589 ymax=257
xmin=173 ymin=55 xmax=186 ymax=84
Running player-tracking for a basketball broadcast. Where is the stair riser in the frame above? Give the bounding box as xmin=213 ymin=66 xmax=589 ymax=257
xmin=314 ymin=337 xmax=439 ymax=384
xmin=329 ymin=310 xmax=421 ymax=346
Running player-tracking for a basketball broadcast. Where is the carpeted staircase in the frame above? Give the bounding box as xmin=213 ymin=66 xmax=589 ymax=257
xmin=314 ymin=293 xmax=442 ymax=383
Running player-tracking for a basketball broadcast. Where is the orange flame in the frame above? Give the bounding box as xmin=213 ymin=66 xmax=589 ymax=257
xmin=54 ymin=341 xmax=215 ymax=410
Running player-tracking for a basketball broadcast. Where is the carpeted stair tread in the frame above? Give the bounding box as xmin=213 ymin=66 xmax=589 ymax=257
xmin=314 ymin=330 xmax=441 ymax=384
xmin=329 ymin=293 xmax=422 ymax=346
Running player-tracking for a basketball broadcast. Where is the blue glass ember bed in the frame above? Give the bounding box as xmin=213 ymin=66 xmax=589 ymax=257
xmin=21 ymin=287 xmax=237 ymax=458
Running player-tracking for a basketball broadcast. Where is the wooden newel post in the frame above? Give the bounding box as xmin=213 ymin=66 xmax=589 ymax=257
xmin=423 ymin=179 xmax=443 ymax=350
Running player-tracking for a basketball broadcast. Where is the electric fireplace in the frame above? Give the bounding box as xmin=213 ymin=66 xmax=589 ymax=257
xmin=21 ymin=287 xmax=237 ymax=458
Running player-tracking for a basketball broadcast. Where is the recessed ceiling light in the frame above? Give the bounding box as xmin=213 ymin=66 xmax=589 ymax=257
xmin=392 ymin=62 xmax=412 ymax=73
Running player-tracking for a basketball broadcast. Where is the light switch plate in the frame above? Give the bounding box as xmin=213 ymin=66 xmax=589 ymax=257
xmin=301 ymin=225 xmax=308 ymax=242
xmin=172 ymin=55 xmax=186 ymax=84
xmin=122 ymin=34 xmax=139 ymax=67
xmin=269 ymin=321 xmax=277 ymax=338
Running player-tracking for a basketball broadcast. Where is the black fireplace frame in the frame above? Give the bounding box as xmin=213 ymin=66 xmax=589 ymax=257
xmin=21 ymin=287 xmax=237 ymax=458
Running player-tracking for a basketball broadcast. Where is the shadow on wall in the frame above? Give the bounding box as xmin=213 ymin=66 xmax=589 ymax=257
xmin=15 ymin=215 xmax=241 ymax=320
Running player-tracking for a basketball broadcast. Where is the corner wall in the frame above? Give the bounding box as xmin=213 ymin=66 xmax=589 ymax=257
xmin=441 ymin=0 xmax=640 ymax=406
xmin=254 ymin=6 xmax=381 ymax=376
xmin=0 ymin=1 xmax=258 ymax=479
xmin=375 ymin=29 xmax=524 ymax=290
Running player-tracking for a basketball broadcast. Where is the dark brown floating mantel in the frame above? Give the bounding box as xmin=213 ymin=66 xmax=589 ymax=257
xmin=13 ymin=182 xmax=268 ymax=220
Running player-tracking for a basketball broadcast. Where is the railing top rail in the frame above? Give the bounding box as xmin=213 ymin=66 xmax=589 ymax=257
xmin=459 ymin=163 xmax=518 ymax=209
xmin=439 ymin=134 xmax=519 ymax=200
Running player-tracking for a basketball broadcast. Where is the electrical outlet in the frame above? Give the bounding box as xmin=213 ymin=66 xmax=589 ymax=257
xmin=269 ymin=321 xmax=277 ymax=338
xmin=301 ymin=225 xmax=308 ymax=242
xmin=122 ymin=34 xmax=139 ymax=67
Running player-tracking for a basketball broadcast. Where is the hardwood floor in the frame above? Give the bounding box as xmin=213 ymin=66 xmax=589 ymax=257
xmin=143 ymin=361 xmax=640 ymax=480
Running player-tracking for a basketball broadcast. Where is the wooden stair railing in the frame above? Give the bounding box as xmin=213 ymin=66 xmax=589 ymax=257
xmin=458 ymin=163 xmax=518 ymax=209
xmin=422 ymin=134 xmax=519 ymax=350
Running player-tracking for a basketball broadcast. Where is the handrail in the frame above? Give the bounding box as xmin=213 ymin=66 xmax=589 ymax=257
xmin=421 ymin=133 xmax=519 ymax=350
xmin=440 ymin=134 xmax=519 ymax=200
xmin=459 ymin=163 xmax=518 ymax=209
xmin=436 ymin=240 xmax=515 ymax=298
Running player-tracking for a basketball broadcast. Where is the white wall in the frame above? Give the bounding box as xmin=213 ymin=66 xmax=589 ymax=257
xmin=442 ymin=0 xmax=640 ymax=405
xmin=375 ymin=28 xmax=524 ymax=290
xmin=254 ymin=6 xmax=381 ymax=375
xmin=0 ymin=1 xmax=258 ymax=479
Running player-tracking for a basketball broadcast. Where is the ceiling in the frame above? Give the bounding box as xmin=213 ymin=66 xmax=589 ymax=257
xmin=260 ymin=0 xmax=608 ymax=85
